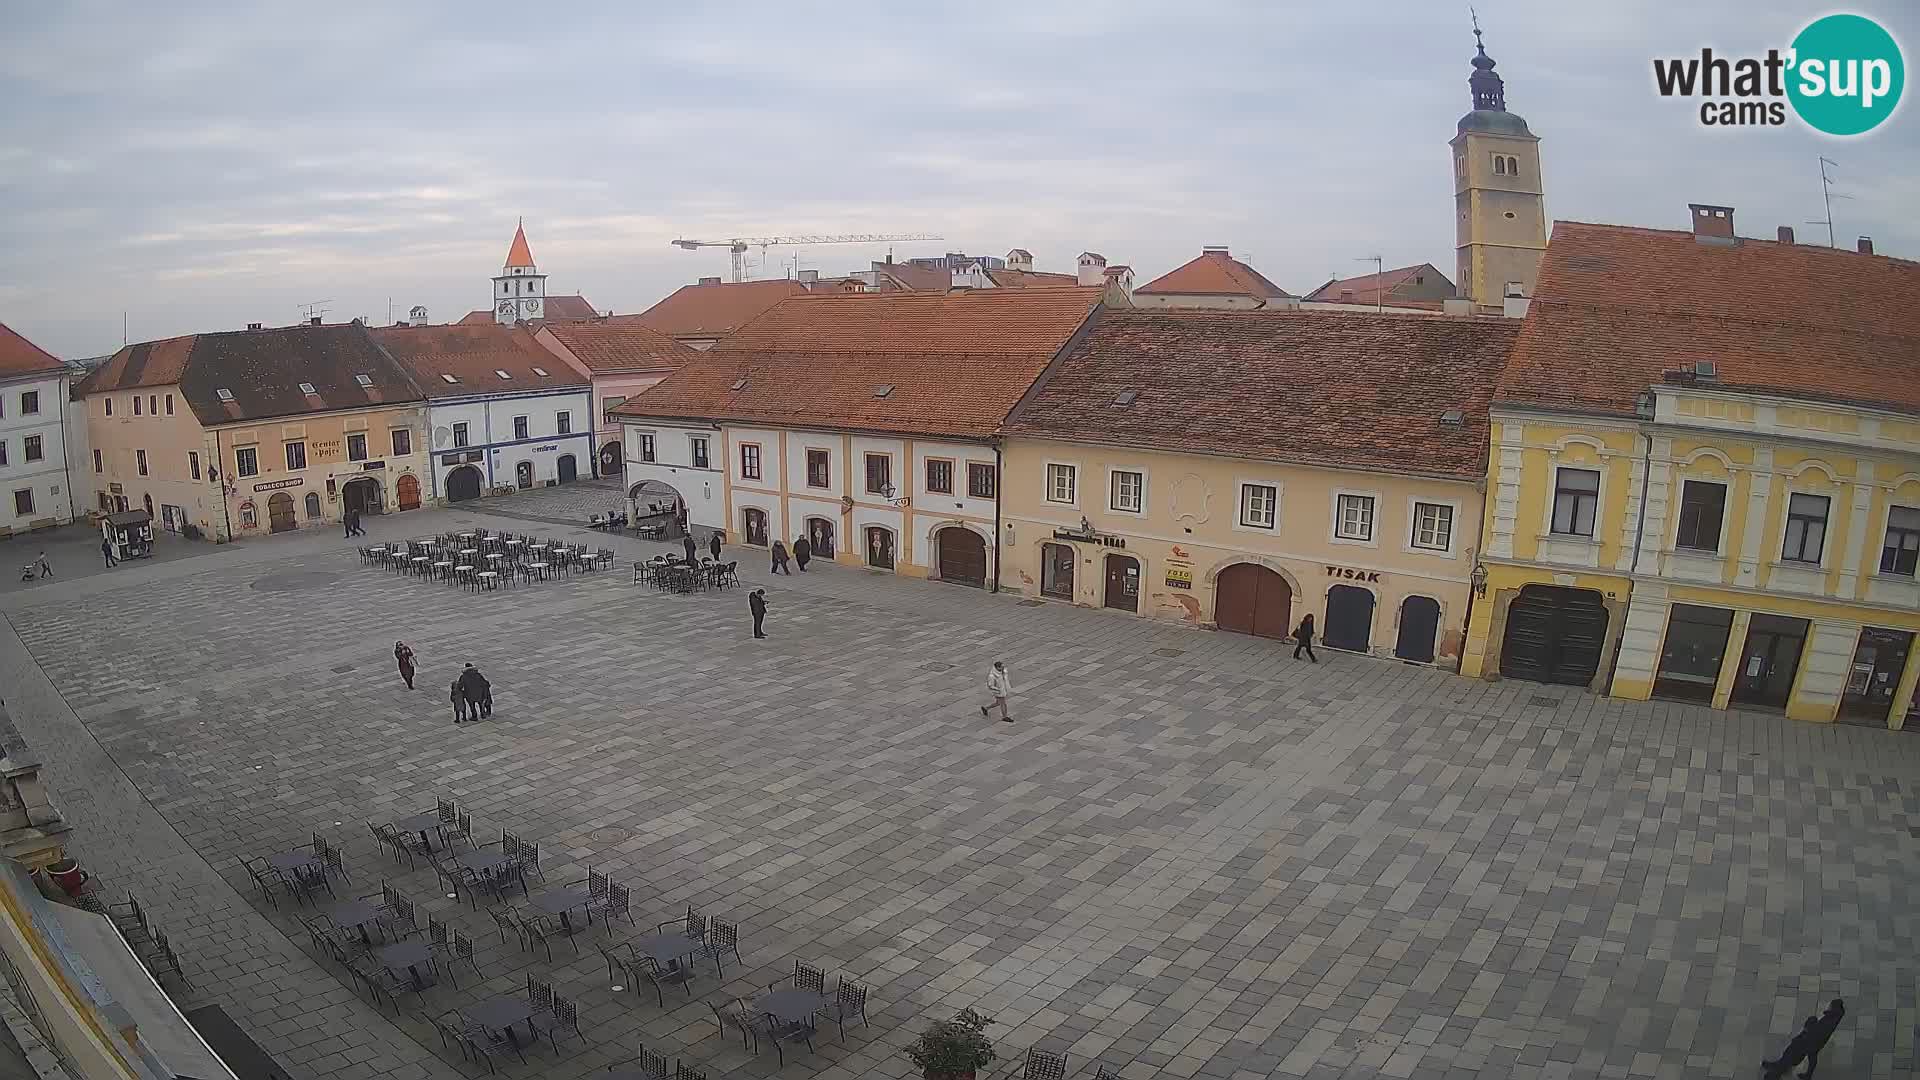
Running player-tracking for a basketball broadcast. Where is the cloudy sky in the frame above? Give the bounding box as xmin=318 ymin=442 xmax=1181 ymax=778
xmin=2 ymin=1 xmax=1914 ymax=358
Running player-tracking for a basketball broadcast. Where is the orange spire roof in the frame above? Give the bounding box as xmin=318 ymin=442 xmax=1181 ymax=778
xmin=504 ymin=218 xmax=536 ymax=269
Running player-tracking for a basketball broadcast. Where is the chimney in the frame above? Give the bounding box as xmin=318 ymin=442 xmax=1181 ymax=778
xmin=309 ymin=316 xmax=323 ymax=326
xmin=797 ymin=269 xmax=818 ymax=285
xmin=246 ymin=322 xmax=263 ymax=331
xmin=1502 ymin=282 xmax=1531 ymax=319
xmin=1076 ymin=251 xmax=1107 ymax=287
xmin=1858 ymin=236 xmax=1875 ymax=255
xmin=1688 ymin=203 xmax=1737 ymax=245
xmin=1202 ymin=245 xmax=1231 ymax=255
xmin=1777 ymin=226 xmax=1795 ymax=245
xmin=697 ymin=276 xmax=721 ymax=286
xmin=1338 ymin=289 xmax=1355 ymax=303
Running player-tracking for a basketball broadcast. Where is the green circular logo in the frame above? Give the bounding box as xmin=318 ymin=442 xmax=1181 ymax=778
xmin=1788 ymin=14 xmax=1905 ymax=136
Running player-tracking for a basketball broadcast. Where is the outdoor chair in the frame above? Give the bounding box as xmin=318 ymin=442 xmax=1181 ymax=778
xmin=450 ymin=930 xmax=483 ymax=983
xmin=631 ymin=955 xmax=689 ymax=1009
xmin=708 ymin=999 xmax=758 ymax=1053
xmin=460 ymin=1022 xmax=526 ymax=1073
xmin=701 ymin=918 xmax=741 ymax=974
xmin=320 ymin=846 xmax=350 ymax=886
xmin=673 ymin=1062 xmax=707 ymax=1080
xmin=790 ymin=959 xmax=826 ymax=994
xmin=527 ymin=993 xmax=580 ymax=1052
xmin=289 ymin=860 xmax=335 ymax=904
xmin=488 ymin=906 xmax=524 ymax=949
xmin=1091 ymin=1068 xmax=1123 ymax=1080
xmin=372 ymin=964 xmax=430 ymax=1012
xmin=446 ymin=810 xmax=475 ymax=850
xmin=429 ymin=855 xmax=467 ymax=906
xmin=595 ymin=881 xmax=634 ymax=929
xmin=514 ymin=839 xmax=545 ymax=883
xmin=526 ymin=974 xmax=555 ymax=1016
xmin=661 ymin=906 xmax=707 ymax=945
xmin=381 ymin=893 xmax=419 ymax=940
xmin=574 ymin=867 xmax=609 ymax=904
xmin=240 ymin=857 xmax=279 ymax=907
xmin=629 ymin=1046 xmax=671 ymax=1080
xmin=110 ymin=894 xmax=152 ymax=945
xmin=432 ymin=1012 xmax=469 ymax=1057
xmin=831 ymin=975 xmax=870 ymax=1037
xmin=516 ymin=909 xmax=576 ymax=962
xmin=437 ymin=799 xmax=457 ymax=832
xmin=1018 ymin=1049 xmax=1069 ymax=1080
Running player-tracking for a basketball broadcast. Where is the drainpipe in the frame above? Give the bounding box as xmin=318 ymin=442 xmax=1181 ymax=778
xmin=990 ymin=440 xmax=1003 ymax=593
xmin=58 ymin=380 xmax=76 ymax=522
xmin=1603 ymin=421 xmax=1656 ymax=695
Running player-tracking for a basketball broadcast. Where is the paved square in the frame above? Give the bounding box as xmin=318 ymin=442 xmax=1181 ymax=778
xmin=2 ymin=499 xmax=1916 ymax=1080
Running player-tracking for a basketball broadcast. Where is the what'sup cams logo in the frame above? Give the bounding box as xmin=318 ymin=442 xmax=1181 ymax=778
xmin=1654 ymin=13 xmax=1904 ymax=135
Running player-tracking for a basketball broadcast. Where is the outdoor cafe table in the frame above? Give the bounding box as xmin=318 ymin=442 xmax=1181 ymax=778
xmin=631 ymin=931 xmax=701 ymax=983
xmin=453 ymin=847 xmax=516 ymax=893
xmin=527 ymin=561 xmax=550 ymax=581
xmin=758 ymin=988 xmax=831 ymax=1028
xmin=464 ymin=996 xmax=536 ymax=1046
xmin=528 ymin=887 xmax=592 ymax=934
xmin=410 ymin=556 xmax=430 ymax=575
xmin=458 ymin=547 xmax=478 ymax=560
xmin=392 ymin=812 xmax=442 ymax=851
xmin=377 ymin=940 xmax=433 ymax=990
xmin=266 ymin=850 xmax=319 ymax=874
xmin=326 ymin=899 xmax=383 ymax=945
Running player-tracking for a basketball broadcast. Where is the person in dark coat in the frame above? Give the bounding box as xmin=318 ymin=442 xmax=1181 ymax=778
xmin=1763 ymin=1016 xmax=1822 ymax=1079
xmin=1776 ymin=999 xmax=1845 ymax=1079
xmin=394 ymin=641 xmax=415 ymax=690
xmin=102 ymin=537 xmax=118 ymax=568
xmin=458 ymin=663 xmax=492 ymax=719
xmin=793 ymin=535 xmax=811 ymax=571
xmin=749 ymin=589 xmax=768 ymax=639
xmin=1293 ymin=613 xmax=1318 ymax=663
xmin=343 ymin=509 xmax=356 ymax=538
xmin=682 ymin=534 xmax=698 ymax=564
xmin=450 ymin=678 xmax=469 ymax=724
xmin=708 ymin=533 xmax=722 ymax=560
xmin=771 ymin=540 xmax=791 ymax=574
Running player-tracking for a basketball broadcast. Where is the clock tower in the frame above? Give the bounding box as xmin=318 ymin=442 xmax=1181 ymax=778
xmin=491 ymin=219 xmax=547 ymax=324
xmin=1449 ymin=23 xmax=1547 ymax=314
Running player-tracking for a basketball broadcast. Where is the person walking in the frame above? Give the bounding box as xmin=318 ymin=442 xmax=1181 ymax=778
xmin=343 ymin=509 xmax=356 ymax=538
xmin=748 ymin=588 xmax=768 ymax=639
xmin=101 ymin=537 xmax=118 ymax=568
xmin=793 ymin=534 xmax=811 ymax=572
xmin=1293 ymin=613 xmax=1318 ymax=663
xmin=35 ymin=551 xmax=51 ymax=578
xmin=708 ymin=532 xmax=722 ymax=561
xmin=450 ymin=677 xmax=469 ymax=724
xmin=979 ymin=661 xmax=1014 ymax=723
xmin=682 ymin=533 xmax=698 ymax=564
xmin=1763 ymin=1016 xmax=1822 ymax=1080
xmin=458 ymin=663 xmax=492 ymax=719
xmin=771 ymin=539 xmax=792 ymax=574
xmin=393 ymin=641 xmax=415 ymax=690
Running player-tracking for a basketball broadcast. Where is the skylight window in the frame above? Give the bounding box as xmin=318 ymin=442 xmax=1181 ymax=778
xmin=730 ymin=378 xmax=747 ymax=391
xmin=354 ymin=373 xmax=373 ymax=387
xmin=440 ymin=374 xmax=459 ymax=384
xmin=495 ymin=369 xmax=512 ymax=380
xmin=873 ymin=384 xmax=895 ymax=399
xmin=1112 ymin=390 xmax=1139 ymax=406
xmin=532 ymin=367 xmax=549 ymax=377
xmin=298 ymin=382 xmax=317 ymax=395
xmin=1440 ymin=409 xmax=1465 ymax=425
xmin=215 ymin=388 xmax=235 ymax=402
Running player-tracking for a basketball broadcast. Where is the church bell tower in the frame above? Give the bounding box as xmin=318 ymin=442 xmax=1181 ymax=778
xmin=1450 ymin=22 xmax=1547 ymax=314
xmin=491 ymin=219 xmax=547 ymax=324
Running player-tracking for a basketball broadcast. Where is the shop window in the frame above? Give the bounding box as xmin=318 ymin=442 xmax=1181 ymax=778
xmin=1652 ymin=604 xmax=1734 ymax=703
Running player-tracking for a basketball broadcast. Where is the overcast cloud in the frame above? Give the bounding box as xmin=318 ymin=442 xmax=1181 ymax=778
xmin=2 ymin=0 xmax=1915 ymax=358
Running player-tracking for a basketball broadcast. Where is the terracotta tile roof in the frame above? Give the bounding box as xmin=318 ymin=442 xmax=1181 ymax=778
xmin=540 ymin=316 xmax=702 ymax=375
xmin=1304 ymin=263 xmax=1449 ymax=304
xmin=872 ymin=263 xmax=953 ymax=292
xmin=504 ymin=221 xmax=536 ymax=269
xmin=1005 ymin=309 xmax=1517 ymax=480
xmin=1136 ymin=249 xmax=1293 ymax=300
xmin=457 ymin=294 xmax=599 ymax=326
xmin=636 ymin=279 xmax=808 ymax=340
xmin=614 ymin=287 xmax=1104 ymax=439
xmin=988 ymin=268 xmax=1080 ymax=288
xmin=0 ymin=322 xmax=66 ymax=378
xmin=1498 ymin=221 xmax=1920 ymax=418
xmin=84 ymin=324 xmax=425 ymax=425
xmin=372 ymin=323 xmax=586 ymax=400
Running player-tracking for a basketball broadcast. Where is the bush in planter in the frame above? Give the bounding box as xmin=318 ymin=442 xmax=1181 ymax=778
xmin=907 ymin=1008 xmax=996 ymax=1079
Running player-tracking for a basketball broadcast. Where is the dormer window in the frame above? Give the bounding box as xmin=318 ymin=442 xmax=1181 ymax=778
xmin=354 ymin=373 xmax=373 ymax=387
xmin=531 ymin=366 xmax=549 ymax=377
xmin=440 ymin=373 xmax=459 ymax=384
xmin=730 ymin=378 xmax=747 ymax=391
xmin=298 ymin=382 xmax=317 ymax=395
xmin=495 ymin=369 xmax=512 ymax=380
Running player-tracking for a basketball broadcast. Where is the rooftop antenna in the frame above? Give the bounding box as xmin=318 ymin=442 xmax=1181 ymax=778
xmin=1807 ymin=156 xmax=1852 ymax=248
xmin=298 ymin=299 xmax=333 ymax=324
xmin=1356 ymin=254 xmax=1384 ymax=312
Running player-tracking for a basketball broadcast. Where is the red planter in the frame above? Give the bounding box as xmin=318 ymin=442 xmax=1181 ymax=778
xmin=46 ymin=859 xmax=89 ymax=896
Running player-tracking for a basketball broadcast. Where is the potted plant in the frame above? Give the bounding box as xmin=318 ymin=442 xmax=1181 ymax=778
xmin=907 ymin=1008 xmax=996 ymax=1080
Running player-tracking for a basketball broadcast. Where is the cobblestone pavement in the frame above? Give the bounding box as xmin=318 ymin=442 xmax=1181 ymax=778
xmin=1 ymin=497 xmax=1916 ymax=1080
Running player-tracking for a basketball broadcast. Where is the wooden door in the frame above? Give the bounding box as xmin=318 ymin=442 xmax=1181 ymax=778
xmin=1394 ymin=596 xmax=1441 ymax=663
xmin=267 ymin=492 xmax=296 ymax=533
xmin=557 ymin=455 xmax=578 ymax=483
xmin=1103 ymin=555 xmax=1139 ymax=612
xmin=1324 ymin=585 xmax=1375 ymax=652
xmin=744 ymin=508 xmax=769 ymax=547
xmin=1214 ymin=564 xmax=1292 ymax=640
xmin=866 ymin=527 xmax=895 ymax=569
xmin=1499 ymin=585 xmax=1608 ymax=686
xmin=936 ymin=528 xmax=987 ymax=588
xmin=806 ymin=518 xmax=835 ymax=558
xmin=396 ymin=473 xmax=421 ymax=511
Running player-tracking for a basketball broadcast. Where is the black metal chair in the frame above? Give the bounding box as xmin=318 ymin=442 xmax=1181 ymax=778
xmin=672 ymin=1062 xmax=707 ymax=1080
xmin=1018 ymin=1049 xmax=1069 ymax=1080
xmin=791 ymin=959 xmax=826 ymax=994
xmin=516 ymin=910 xmax=576 ymax=962
xmin=629 ymin=1045 xmax=671 ymax=1080
xmin=831 ymin=975 xmax=870 ymax=1037
xmin=528 ymin=993 xmax=580 ymax=1052
xmin=702 ymin=918 xmax=741 ymax=974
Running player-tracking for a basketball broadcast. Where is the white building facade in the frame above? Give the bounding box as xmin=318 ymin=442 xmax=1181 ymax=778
xmin=427 ymin=388 xmax=594 ymax=501
xmin=0 ymin=367 xmax=74 ymax=534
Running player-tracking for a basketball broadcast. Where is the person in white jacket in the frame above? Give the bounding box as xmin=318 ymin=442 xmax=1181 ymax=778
xmin=980 ymin=661 xmax=1013 ymax=723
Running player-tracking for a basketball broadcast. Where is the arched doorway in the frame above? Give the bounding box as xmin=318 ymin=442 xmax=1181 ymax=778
xmin=515 ymin=461 xmax=535 ymax=489
xmin=805 ymin=517 xmax=836 ymax=558
xmin=446 ymin=465 xmax=483 ymax=502
xmin=1499 ymin=585 xmax=1608 ymax=686
xmin=865 ymin=527 xmax=895 ymax=570
xmin=557 ymin=454 xmax=578 ymax=483
xmin=1040 ymin=542 xmax=1075 ymax=600
xmin=629 ymin=480 xmax=685 ymax=536
xmin=267 ymin=492 xmax=296 ymax=533
xmin=743 ymin=507 xmax=769 ymax=547
xmin=935 ymin=526 xmax=987 ymax=588
xmin=1214 ymin=563 xmax=1292 ymax=640
xmin=396 ymin=473 xmax=421 ymax=511
xmin=1395 ymin=596 xmax=1442 ymax=663
xmin=598 ymin=441 xmax=623 ymax=476
xmin=1325 ymin=585 xmax=1375 ymax=652
xmin=304 ymin=492 xmax=322 ymax=520
xmin=342 ymin=477 xmax=382 ymax=517
xmin=1104 ymin=554 xmax=1140 ymax=612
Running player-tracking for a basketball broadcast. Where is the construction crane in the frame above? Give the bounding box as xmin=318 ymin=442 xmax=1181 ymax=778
xmin=670 ymin=233 xmax=944 ymax=283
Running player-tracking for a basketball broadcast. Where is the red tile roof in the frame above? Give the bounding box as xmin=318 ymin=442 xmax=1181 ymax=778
xmin=1304 ymin=263 xmax=1449 ymax=304
xmin=1498 ymin=221 xmax=1920 ymax=418
xmin=457 ymin=294 xmax=599 ymax=326
xmin=0 ymin=322 xmax=66 ymax=378
xmin=1136 ymin=250 xmax=1292 ymax=299
xmin=82 ymin=324 xmax=424 ymax=425
xmin=989 ymin=269 xmax=1080 ymax=288
xmin=372 ymin=323 xmax=586 ymax=400
xmin=541 ymin=316 xmax=702 ymax=375
xmin=615 ymin=287 xmax=1104 ymax=439
xmin=636 ymin=279 xmax=808 ymax=340
xmin=504 ymin=221 xmax=536 ymax=269
xmin=1005 ymin=309 xmax=1518 ymax=480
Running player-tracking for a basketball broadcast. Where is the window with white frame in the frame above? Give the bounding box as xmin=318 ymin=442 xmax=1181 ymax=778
xmin=1411 ymin=502 xmax=1453 ymax=551
xmin=235 ymin=446 xmax=258 ymax=478
xmin=1782 ymin=493 xmax=1830 ymax=564
xmin=1335 ymin=493 xmax=1375 ymax=541
xmin=1109 ymin=469 xmax=1143 ymax=513
xmin=1045 ymin=463 xmax=1076 ymax=504
xmin=690 ymin=437 xmax=710 ymax=469
xmin=1550 ymin=467 xmax=1600 ymax=537
xmin=1239 ymin=483 xmax=1277 ymax=529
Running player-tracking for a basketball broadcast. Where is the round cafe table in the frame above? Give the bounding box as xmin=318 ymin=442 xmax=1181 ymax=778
xmin=433 ymin=560 xmax=453 ymax=581
xmin=527 ymin=561 xmax=550 ymax=581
